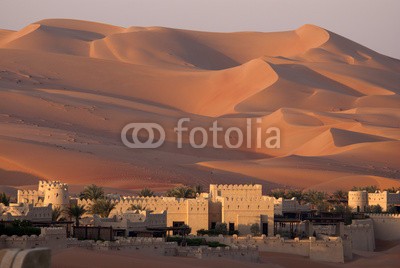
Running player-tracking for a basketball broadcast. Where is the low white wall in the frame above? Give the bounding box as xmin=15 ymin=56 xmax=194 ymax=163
xmin=200 ymin=234 xmax=348 ymax=263
xmin=344 ymin=219 xmax=375 ymax=251
xmin=309 ymin=238 xmax=344 ymax=263
xmin=366 ymin=214 xmax=400 ymax=241
xmin=0 ymin=227 xmax=67 ymax=250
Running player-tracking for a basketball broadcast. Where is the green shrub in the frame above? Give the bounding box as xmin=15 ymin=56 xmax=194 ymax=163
xmin=207 ymin=241 xmax=227 ymax=248
xmin=166 ymin=236 xmax=225 ymax=247
xmin=0 ymin=223 xmax=40 ymax=236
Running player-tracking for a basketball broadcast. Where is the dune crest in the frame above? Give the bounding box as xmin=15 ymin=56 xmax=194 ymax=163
xmin=0 ymin=19 xmax=399 ymax=191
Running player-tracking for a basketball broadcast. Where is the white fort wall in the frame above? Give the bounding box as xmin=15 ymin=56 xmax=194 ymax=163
xmin=344 ymin=219 xmax=375 ymax=252
xmin=366 ymin=214 xmax=400 ymax=241
xmin=201 ymin=235 xmax=350 ymax=263
xmin=0 ymin=228 xmax=67 ymax=250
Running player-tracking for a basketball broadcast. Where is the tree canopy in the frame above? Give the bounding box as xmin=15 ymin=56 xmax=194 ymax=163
xmin=79 ymin=184 xmax=105 ymax=200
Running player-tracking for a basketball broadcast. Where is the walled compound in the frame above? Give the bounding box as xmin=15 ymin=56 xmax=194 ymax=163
xmin=78 ymin=184 xmax=275 ymax=236
xmin=348 ymin=190 xmax=400 ymax=212
xmin=1 ymin=180 xmax=400 ymax=263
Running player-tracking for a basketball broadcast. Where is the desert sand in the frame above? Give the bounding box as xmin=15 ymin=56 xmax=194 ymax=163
xmin=0 ymin=19 xmax=399 ymax=193
xmin=51 ymin=242 xmax=400 ymax=268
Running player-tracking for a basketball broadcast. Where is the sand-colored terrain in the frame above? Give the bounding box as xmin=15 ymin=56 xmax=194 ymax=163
xmin=0 ymin=19 xmax=399 ymax=192
xmin=51 ymin=242 xmax=400 ymax=268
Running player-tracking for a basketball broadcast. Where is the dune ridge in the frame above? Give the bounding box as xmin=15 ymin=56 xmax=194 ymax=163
xmin=0 ymin=19 xmax=399 ymax=191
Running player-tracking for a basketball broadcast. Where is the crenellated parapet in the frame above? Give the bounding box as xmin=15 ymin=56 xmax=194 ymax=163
xmin=366 ymin=213 xmax=400 ymax=218
xmin=209 ymin=184 xmax=264 ymax=202
xmin=211 ymin=184 xmax=262 ymax=190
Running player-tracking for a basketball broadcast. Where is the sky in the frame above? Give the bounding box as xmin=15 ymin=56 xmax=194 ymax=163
xmin=1 ymin=0 xmax=399 ymax=59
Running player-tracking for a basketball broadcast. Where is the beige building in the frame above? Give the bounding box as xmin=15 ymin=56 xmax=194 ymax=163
xmin=1 ymin=180 xmax=67 ymax=222
xmin=79 ymin=184 xmax=275 ymax=236
xmin=17 ymin=180 xmax=69 ymax=208
xmin=274 ymin=197 xmax=311 ymax=215
xmin=348 ymin=190 xmax=400 ymax=212
xmin=12 ymin=180 xmax=275 ymax=236
xmin=0 ymin=203 xmax=52 ymax=222
xmin=209 ymin=184 xmax=274 ymax=236
xmin=93 ymin=210 xmax=167 ymax=236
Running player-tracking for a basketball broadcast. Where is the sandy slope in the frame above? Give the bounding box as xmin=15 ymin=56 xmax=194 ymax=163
xmin=0 ymin=19 xmax=399 ymax=192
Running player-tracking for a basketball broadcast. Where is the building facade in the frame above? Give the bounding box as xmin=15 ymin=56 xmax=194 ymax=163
xmin=17 ymin=180 xmax=69 ymax=208
xmin=78 ymin=184 xmax=275 ymax=236
xmin=348 ymin=190 xmax=400 ymax=212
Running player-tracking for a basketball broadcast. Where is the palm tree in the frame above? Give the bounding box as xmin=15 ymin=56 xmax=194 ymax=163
xmin=286 ymin=190 xmax=304 ymax=201
xmin=331 ymin=190 xmax=347 ymax=206
xmin=269 ymin=189 xmax=286 ymax=199
xmin=0 ymin=192 xmax=10 ymax=206
xmin=89 ymin=199 xmax=116 ymax=218
xmin=351 ymin=185 xmax=379 ymax=193
xmin=193 ymin=185 xmax=203 ymax=195
xmin=65 ymin=205 xmax=86 ymax=227
xmin=166 ymin=186 xmax=196 ymax=198
xmin=332 ymin=190 xmax=347 ymax=201
xmin=303 ymin=190 xmax=327 ymax=206
xmin=79 ymin=184 xmax=105 ymax=200
xmin=384 ymin=187 xmax=400 ymax=193
xmin=52 ymin=206 xmax=63 ymax=221
xmin=139 ymin=188 xmax=154 ymax=197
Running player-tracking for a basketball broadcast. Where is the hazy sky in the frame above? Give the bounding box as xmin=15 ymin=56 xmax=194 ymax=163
xmin=1 ymin=0 xmax=399 ymax=59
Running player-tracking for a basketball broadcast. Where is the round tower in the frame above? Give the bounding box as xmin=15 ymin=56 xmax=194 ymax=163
xmin=43 ymin=181 xmax=69 ymax=208
xmin=348 ymin=191 xmax=368 ymax=212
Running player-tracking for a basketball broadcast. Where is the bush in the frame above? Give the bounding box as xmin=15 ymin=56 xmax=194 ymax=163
xmin=207 ymin=241 xmax=227 ymax=248
xmin=197 ymin=225 xmax=239 ymax=236
xmin=366 ymin=204 xmax=383 ymax=213
xmin=0 ymin=222 xmax=40 ymax=236
xmin=250 ymin=223 xmax=260 ymax=236
xmin=228 ymin=230 xmax=239 ymax=236
xmin=166 ymin=236 xmax=226 ymax=247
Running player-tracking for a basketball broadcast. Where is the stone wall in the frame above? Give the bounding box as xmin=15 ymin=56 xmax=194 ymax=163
xmin=0 ymin=227 xmax=67 ymax=250
xmin=65 ymin=237 xmax=259 ymax=262
xmin=344 ymin=219 xmax=375 ymax=251
xmin=366 ymin=213 xmax=400 ymax=240
xmin=17 ymin=190 xmax=41 ymax=205
xmin=309 ymin=237 xmax=345 ymax=263
xmin=200 ymin=234 xmax=350 ymax=263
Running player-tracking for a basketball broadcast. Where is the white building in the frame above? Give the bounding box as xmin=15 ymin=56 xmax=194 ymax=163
xmin=348 ymin=190 xmax=400 ymax=212
xmin=274 ymin=197 xmax=311 ymax=215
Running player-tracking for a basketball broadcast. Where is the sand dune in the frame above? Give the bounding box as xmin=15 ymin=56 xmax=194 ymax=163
xmin=0 ymin=19 xmax=399 ymax=191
